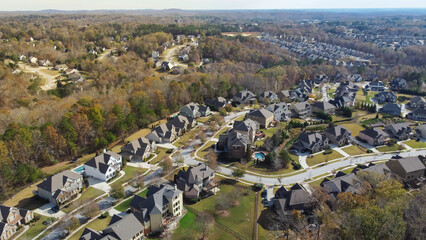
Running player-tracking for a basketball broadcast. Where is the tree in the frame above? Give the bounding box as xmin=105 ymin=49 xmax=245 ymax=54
xmin=81 ymin=201 xmax=100 ymax=218
xmin=206 ymin=148 xmax=219 ymax=170
xmin=110 ymin=185 xmax=125 ymax=199
xmin=231 ymin=164 xmax=246 ymax=180
xmin=174 ymin=152 xmax=185 ymax=167
xmin=195 ymin=211 xmax=214 ymax=240
xmin=404 ymin=185 xmax=426 ymax=240
xmin=160 ymin=157 xmax=173 ymax=177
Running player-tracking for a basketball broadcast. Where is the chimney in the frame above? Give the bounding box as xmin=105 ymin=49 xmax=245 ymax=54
xmin=103 ymin=149 xmax=106 ymax=153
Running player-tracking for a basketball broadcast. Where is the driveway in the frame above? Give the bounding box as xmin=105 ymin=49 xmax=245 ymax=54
xmin=33 ymin=203 xmax=66 ymax=218
xmin=353 ymin=139 xmax=379 ymax=153
xmin=156 ymin=143 xmax=177 ymax=149
xmin=88 ymin=177 xmax=112 ymax=192
xmin=18 ymin=63 xmax=60 ymax=90
xmin=330 ymin=144 xmax=350 ymax=157
xmin=295 ymin=151 xmax=310 ymax=169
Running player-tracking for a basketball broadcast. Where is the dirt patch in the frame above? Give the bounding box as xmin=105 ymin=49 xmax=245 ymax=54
xmin=215 ymin=210 xmax=229 ymax=217
xmin=231 ymin=200 xmax=240 ymax=206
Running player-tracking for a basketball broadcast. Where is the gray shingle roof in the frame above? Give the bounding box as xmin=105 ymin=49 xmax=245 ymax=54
xmin=37 ymin=170 xmax=81 ymax=193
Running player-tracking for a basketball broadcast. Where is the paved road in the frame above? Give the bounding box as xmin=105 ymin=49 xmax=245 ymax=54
xmin=322 ymin=84 xmax=329 ymax=102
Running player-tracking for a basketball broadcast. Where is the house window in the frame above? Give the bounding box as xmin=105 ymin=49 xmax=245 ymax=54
xmin=3 ymin=233 xmax=7 ymax=239
xmin=9 ymin=215 xmax=15 ymax=222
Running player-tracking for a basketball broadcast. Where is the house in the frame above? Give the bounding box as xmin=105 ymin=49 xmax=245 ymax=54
xmin=68 ymin=73 xmax=85 ymax=83
xmin=265 ymin=103 xmax=291 ymax=122
xmin=174 ymin=163 xmax=217 ymax=200
xmin=311 ymin=101 xmax=336 ymax=115
xmin=366 ymin=81 xmax=385 ymax=91
xmin=79 ymin=213 xmax=144 ymax=240
xmin=28 ymin=56 xmax=38 ymax=64
xmin=384 ymin=123 xmax=412 ymax=140
xmin=321 ymin=172 xmax=361 ymax=198
xmin=323 ymin=126 xmax=352 ymax=147
xmin=259 ymin=91 xmax=278 ymax=103
xmin=179 ymin=102 xmax=199 ymax=119
xmin=18 ymin=54 xmax=26 ymax=61
xmin=232 ymin=119 xmax=259 ymax=142
xmin=390 ymin=78 xmax=408 ymax=90
xmin=246 ymin=109 xmax=274 ymax=129
xmin=54 ymin=64 xmax=68 ymax=71
xmin=121 ymin=137 xmax=156 ymax=161
xmin=152 ymin=51 xmax=160 ymax=59
xmin=233 ymin=90 xmax=256 ymax=105
xmin=146 ymin=124 xmax=177 ymax=143
xmin=36 ymin=170 xmax=83 ymax=206
xmin=277 ymin=90 xmax=291 ymax=101
xmin=414 ymin=124 xmax=426 ymax=139
xmin=374 ymin=91 xmax=397 ymax=103
xmin=407 ymin=108 xmax=426 ymax=121
xmin=216 ymin=131 xmax=250 ymax=160
xmin=379 ymin=103 xmax=401 ymax=116
xmin=0 ymin=223 xmax=16 ymax=240
xmin=130 ymin=184 xmax=183 ymax=234
xmin=386 ymin=156 xmax=426 ymax=183
xmin=38 ymin=59 xmax=51 ymax=67
xmin=358 ymin=128 xmax=389 ymax=146
xmin=347 ymin=74 xmax=362 ymax=82
xmin=410 ymin=96 xmax=426 ymax=109
xmin=65 ymin=68 xmax=77 ymax=75
xmin=84 ymin=150 xmax=122 ymax=181
xmin=161 ymin=62 xmax=173 ymax=71
xmin=198 ymin=105 xmax=211 ymax=117
xmin=167 ymin=115 xmax=193 ymax=135
xmin=0 ymin=205 xmax=33 ymax=231
xmin=290 ymin=101 xmax=311 ymax=119
xmin=272 ymin=184 xmax=316 ymax=215
xmin=292 ymin=132 xmax=329 ymax=153
xmin=329 ymin=95 xmax=354 ymax=108
xmin=205 ymin=97 xmax=227 ymax=110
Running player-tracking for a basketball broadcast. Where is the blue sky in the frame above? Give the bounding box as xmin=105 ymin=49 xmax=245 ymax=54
xmin=3 ymin=0 xmax=426 ymax=11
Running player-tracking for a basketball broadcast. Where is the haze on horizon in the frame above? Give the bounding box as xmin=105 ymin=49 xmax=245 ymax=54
xmin=2 ymin=0 xmax=426 ymax=11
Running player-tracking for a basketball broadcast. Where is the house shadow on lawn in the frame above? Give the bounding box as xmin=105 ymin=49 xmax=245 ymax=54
xmin=258 ymin=208 xmax=282 ymax=231
xmin=16 ymin=196 xmax=47 ymax=210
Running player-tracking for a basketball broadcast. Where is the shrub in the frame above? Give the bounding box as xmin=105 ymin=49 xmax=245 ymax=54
xmin=366 ymin=149 xmax=373 ymax=153
xmin=110 ymin=185 xmax=126 ymax=199
xmin=292 ymin=161 xmax=302 ymax=170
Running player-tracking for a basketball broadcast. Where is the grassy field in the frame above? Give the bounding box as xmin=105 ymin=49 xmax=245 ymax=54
xmin=307 ymin=151 xmax=344 ymax=167
xmin=148 ymin=147 xmax=170 ymax=165
xmin=1 ymin=182 xmax=45 ymax=210
xmin=404 ymin=139 xmax=426 ymax=149
xmin=356 ymin=90 xmax=378 ymax=104
xmin=214 ymin=127 xmax=231 ymax=138
xmin=68 ymin=215 xmax=112 ymax=240
xmin=376 ymin=144 xmax=405 ymax=152
xmin=341 ymin=145 xmax=367 ymax=155
xmin=62 ymin=187 xmax=105 ymax=213
xmin=39 ymin=68 xmax=59 ymax=76
xmin=197 ymin=116 xmax=211 ymax=123
xmin=339 ymin=122 xmax=366 ymax=137
xmin=114 ymin=189 xmax=148 ymax=212
xmin=111 ymin=166 xmax=148 ymax=188
xmin=197 ymin=141 xmax=217 ymax=159
xmin=188 ymin=184 xmax=256 ymax=240
xmin=20 ymin=215 xmax=53 ymax=240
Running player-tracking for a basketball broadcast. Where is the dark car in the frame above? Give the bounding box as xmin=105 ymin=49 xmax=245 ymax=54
xmin=51 ymin=205 xmax=60 ymax=213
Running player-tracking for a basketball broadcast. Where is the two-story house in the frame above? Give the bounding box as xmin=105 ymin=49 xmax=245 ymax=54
xmin=130 ymin=184 xmax=183 ymax=234
xmin=84 ymin=150 xmax=122 ymax=181
xmin=358 ymin=128 xmax=389 ymax=146
xmin=265 ymin=103 xmax=291 ymax=122
xmin=121 ymin=137 xmax=157 ymax=161
xmin=407 ymin=108 xmax=426 ymax=121
xmin=374 ymin=91 xmax=397 ymax=103
xmin=386 ymin=156 xmax=426 ymax=184
xmin=146 ymin=123 xmax=177 ymax=143
xmin=245 ymin=109 xmax=274 ymax=129
xmin=311 ymin=101 xmax=336 ymax=115
xmin=259 ymin=91 xmax=278 ymax=104
xmin=410 ymin=96 xmax=426 ymax=109
xmin=174 ymin=163 xmax=216 ymax=200
xmin=216 ymin=131 xmax=250 ymax=160
xmin=232 ymin=119 xmax=259 ymax=143
xmin=36 ymin=170 xmax=83 ymax=206
xmin=292 ymin=132 xmax=329 ymax=153
xmin=384 ymin=123 xmax=412 ymax=141
xmin=233 ymin=90 xmax=257 ymax=105
xmin=323 ymin=126 xmax=352 ymax=147
xmin=290 ymin=101 xmax=311 ymax=119
xmin=0 ymin=205 xmax=33 ymax=240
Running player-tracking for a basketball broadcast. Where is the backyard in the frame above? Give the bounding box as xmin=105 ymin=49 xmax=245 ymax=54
xmin=339 ymin=122 xmax=366 ymax=136
xmin=196 ymin=141 xmax=217 ymax=159
xmin=114 ymin=188 xmax=149 ymax=212
xmin=20 ymin=214 xmax=53 ymax=240
xmin=306 ymin=151 xmax=344 ymax=167
xmin=110 ymin=166 xmax=149 ymax=188
xmin=62 ymin=187 xmax=105 ymax=213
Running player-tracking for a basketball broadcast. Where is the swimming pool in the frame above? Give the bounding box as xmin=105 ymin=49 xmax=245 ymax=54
xmin=254 ymin=152 xmax=266 ymax=161
xmin=73 ymin=165 xmax=85 ymax=174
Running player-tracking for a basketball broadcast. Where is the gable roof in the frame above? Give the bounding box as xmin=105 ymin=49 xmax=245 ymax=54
xmin=85 ymin=151 xmax=121 ymax=174
xmin=360 ymin=127 xmax=389 ymax=139
xmin=311 ymin=101 xmax=335 ymax=111
xmin=247 ymin=109 xmax=274 ymax=119
xmin=387 ymin=156 xmax=426 ymax=174
xmin=37 ymin=170 xmax=81 ymax=193
xmin=324 ymin=126 xmax=351 ymax=138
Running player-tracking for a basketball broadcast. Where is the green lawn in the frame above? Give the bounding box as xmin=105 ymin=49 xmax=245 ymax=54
xmin=174 ymin=127 xmax=200 ymax=148
xmin=339 ymin=122 xmax=366 ymax=137
xmin=376 ymin=144 xmax=405 ymax=152
xmin=214 ymin=127 xmax=231 ymax=138
xmin=197 ymin=116 xmax=211 ymax=124
xmin=255 ymin=127 xmax=280 ymax=147
xmin=114 ymin=189 xmax=148 ymax=212
xmin=233 ymin=114 xmax=245 ymax=122
xmin=172 ymin=209 xmax=237 ymax=240
xmin=404 ymin=139 xmax=426 ymax=149
xmin=111 ymin=166 xmax=148 ymax=188
xmin=196 ymin=141 xmax=216 ymax=159
xmin=148 ymin=147 xmax=170 ymax=165
xmin=189 ymin=184 xmax=256 ymax=240
xmin=68 ymin=216 xmax=112 ymax=240
xmin=20 ymin=215 xmax=53 ymax=240
xmin=341 ymin=145 xmax=367 ymax=155
xmin=307 ymin=151 xmax=344 ymax=167
xmin=62 ymin=187 xmax=105 ymax=213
